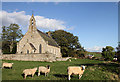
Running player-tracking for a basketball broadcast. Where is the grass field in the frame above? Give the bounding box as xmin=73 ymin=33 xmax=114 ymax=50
xmin=2 ymin=58 xmax=120 ymax=80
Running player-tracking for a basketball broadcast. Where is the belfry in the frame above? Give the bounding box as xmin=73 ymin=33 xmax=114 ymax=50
xmin=29 ymin=14 xmax=37 ymax=32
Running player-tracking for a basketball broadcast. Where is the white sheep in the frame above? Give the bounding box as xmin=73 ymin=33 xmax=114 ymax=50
xmin=2 ymin=62 xmax=14 ymax=69
xmin=67 ymin=65 xmax=86 ymax=80
xmin=38 ymin=65 xmax=50 ymax=77
xmin=113 ymin=58 xmax=117 ymax=61
xmin=69 ymin=59 xmax=71 ymax=62
xmin=74 ymin=58 xmax=77 ymax=60
xmin=22 ymin=67 xmax=37 ymax=79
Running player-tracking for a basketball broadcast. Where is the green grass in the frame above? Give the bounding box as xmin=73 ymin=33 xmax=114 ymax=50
xmin=2 ymin=59 xmax=120 ymax=80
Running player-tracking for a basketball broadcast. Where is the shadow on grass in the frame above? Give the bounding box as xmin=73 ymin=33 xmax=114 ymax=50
xmin=2 ymin=67 xmax=13 ymax=69
xmin=53 ymin=74 xmax=68 ymax=79
xmin=35 ymin=71 xmax=48 ymax=76
xmin=21 ymin=73 xmax=24 ymax=78
xmin=75 ymin=62 xmax=120 ymax=74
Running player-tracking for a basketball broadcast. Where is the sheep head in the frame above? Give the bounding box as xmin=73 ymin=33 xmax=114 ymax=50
xmin=82 ymin=65 xmax=86 ymax=70
xmin=46 ymin=65 xmax=50 ymax=69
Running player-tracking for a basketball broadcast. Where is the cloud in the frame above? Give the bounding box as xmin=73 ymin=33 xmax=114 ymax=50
xmin=86 ymin=46 xmax=103 ymax=52
xmin=35 ymin=16 xmax=66 ymax=30
xmin=0 ymin=11 xmax=30 ymax=31
xmin=0 ymin=10 xmax=67 ymax=33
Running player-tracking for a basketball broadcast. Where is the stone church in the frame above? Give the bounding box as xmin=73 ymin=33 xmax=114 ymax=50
xmin=17 ymin=14 xmax=61 ymax=58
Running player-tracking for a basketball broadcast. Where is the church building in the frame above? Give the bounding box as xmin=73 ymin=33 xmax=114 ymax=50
xmin=17 ymin=14 xmax=61 ymax=58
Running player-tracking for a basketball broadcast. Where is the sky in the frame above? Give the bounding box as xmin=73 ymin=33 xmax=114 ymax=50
xmin=1 ymin=2 xmax=118 ymax=52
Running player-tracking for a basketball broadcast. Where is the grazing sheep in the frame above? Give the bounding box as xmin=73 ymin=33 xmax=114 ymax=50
xmin=69 ymin=59 xmax=71 ymax=62
xmin=74 ymin=58 xmax=77 ymax=60
xmin=38 ymin=65 xmax=50 ymax=77
xmin=2 ymin=63 xmax=14 ymax=69
xmin=23 ymin=67 xmax=37 ymax=79
xmin=67 ymin=65 xmax=86 ymax=80
xmin=113 ymin=58 xmax=117 ymax=61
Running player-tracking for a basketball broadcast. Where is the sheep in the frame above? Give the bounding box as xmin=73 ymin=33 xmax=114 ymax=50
xmin=38 ymin=65 xmax=50 ymax=77
xmin=2 ymin=62 xmax=14 ymax=69
xmin=74 ymin=58 xmax=77 ymax=60
xmin=22 ymin=67 xmax=37 ymax=79
xmin=67 ymin=65 xmax=86 ymax=80
xmin=113 ymin=58 xmax=117 ymax=61
xmin=69 ymin=59 xmax=71 ymax=62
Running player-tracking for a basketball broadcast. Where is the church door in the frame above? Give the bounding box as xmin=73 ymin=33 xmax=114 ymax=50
xmin=39 ymin=44 xmax=42 ymax=53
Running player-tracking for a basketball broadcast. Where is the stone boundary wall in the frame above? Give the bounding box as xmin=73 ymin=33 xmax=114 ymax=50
xmin=2 ymin=53 xmax=56 ymax=62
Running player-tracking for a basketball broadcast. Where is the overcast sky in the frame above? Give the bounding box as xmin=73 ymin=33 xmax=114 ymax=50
xmin=1 ymin=2 xmax=118 ymax=52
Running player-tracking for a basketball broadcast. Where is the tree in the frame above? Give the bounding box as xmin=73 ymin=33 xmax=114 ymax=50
xmin=102 ymin=46 xmax=115 ymax=61
xmin=47 ymin=30 xmax=85 ymax=57
xmin=1 ymin=24 xmax=23 ymax=54
xmin=116 ymin=42 xmax=120 ymax=62
xmin=2 ymin=26 xmax=10 ymax=53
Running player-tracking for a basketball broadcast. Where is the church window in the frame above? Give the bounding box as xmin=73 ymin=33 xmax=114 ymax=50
xmin=53 ymin=49 xmax=55 ymax=54
xmin=27 ymin=50 xmax=29 ymax=54
xmin=21 ymin=51 xmax=23 ymax=54
xmin=52 ymin=49 xmax=53 ymax=53
xmin=56 ymin=50 xmax=57 ymax=54
xmin=39 ymin=44 xmax=42 ymax=53
xmin=54 ymin=49 xmax=55 ymax=54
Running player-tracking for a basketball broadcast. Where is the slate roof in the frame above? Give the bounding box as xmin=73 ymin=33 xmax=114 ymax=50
xmin=37 ymin=29 xmax=59 ymax=48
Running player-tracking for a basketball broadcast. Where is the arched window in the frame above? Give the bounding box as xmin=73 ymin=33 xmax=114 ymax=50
xmin=39 ymin=44 xmax=42 ymax=53
xmin=27 ymin=50 xmax=29 ymax=54
xmin=21 ymin=51 xmax=23 ymax=54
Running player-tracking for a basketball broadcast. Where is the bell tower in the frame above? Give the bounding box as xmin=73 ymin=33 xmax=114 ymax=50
xmin=29 ymin=13 xmax=37 ymax=32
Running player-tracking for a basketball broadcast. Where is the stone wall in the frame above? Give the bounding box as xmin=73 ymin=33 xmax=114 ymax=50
xmin=2 ymin=53 xmax=56 ymax=62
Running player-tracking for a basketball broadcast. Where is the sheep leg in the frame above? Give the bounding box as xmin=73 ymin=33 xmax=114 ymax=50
xmin=47 ymin=73 xmax=48 ymax=76
xmin=32 ymin=74 xmax=34 ymax=78
xmin=68 ymin=74 xmax=71 ymax=80
xmin=79 ymin=74 xmax=80 ymax=79
xmin=24 ymin=74 xmax=27 ymax=79
xmin=45 ymin=73 xmax=46 ymax=77
xmin=38 ymin=72 xmax=40 ymax=76
xmin=81 ymin=75 xmax=82 ymax=78
xmin=79 ymin=74 xmax=82 ymax=79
